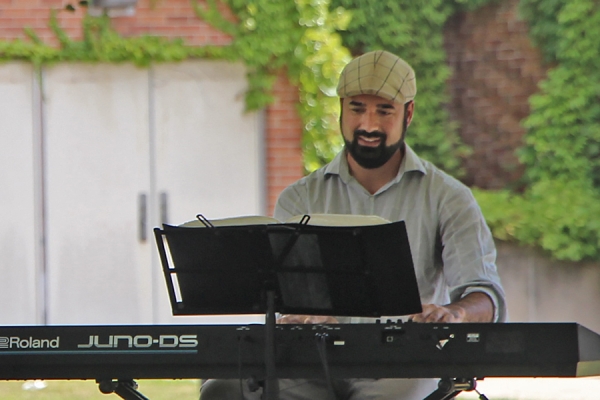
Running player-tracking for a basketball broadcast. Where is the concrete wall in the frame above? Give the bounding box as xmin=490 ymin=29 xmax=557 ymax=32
xmin=497 ymin=241 xmax=600 ymax=333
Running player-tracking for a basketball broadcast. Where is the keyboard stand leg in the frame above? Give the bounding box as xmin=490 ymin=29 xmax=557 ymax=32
xmin=97 ymin=379 xmax=150 ymax=400
xmin=423 ymin=378 xmax=476 ymax=400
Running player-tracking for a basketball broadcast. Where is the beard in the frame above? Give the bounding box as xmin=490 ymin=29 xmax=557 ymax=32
xmin=344 ymin=129 xmax=404 ymax=169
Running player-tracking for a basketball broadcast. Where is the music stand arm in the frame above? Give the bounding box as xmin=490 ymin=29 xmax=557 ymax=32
xmin=264 ymin=289 xmax=280 ymax=400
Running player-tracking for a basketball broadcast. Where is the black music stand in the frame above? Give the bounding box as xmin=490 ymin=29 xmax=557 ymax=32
xmin=154 ymin=215 xmax=422 ymax=400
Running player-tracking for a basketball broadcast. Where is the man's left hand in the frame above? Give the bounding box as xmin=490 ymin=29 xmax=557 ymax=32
xmin=410 ymin=292 xmax=494 ymax=323
xmin=410 ymin=304 xmax=465 ymax=323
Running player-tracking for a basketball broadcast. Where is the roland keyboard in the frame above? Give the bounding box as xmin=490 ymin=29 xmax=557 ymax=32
xmin=1 ymin=322 xmax=600 ymax=381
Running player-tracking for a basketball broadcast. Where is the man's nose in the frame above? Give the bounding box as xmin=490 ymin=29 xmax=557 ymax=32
xmin=359 ymin=111 xmax=380 ymax=133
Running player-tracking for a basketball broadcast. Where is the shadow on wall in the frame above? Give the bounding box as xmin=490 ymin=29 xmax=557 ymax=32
xmin=496 ymin=241 xmax=600 ymax=333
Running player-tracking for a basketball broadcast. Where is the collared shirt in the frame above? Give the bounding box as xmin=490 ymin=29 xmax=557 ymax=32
xmin=274 ymin=144 xmax=507 ymax=322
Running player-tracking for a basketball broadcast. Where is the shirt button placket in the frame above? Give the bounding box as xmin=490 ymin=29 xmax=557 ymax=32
xmin=368 ymin=195 xmax=376 ymax=215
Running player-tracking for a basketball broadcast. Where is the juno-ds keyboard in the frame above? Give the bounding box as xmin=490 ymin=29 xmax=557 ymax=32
xmin=1 ymin=322 xmax=599 ymax=381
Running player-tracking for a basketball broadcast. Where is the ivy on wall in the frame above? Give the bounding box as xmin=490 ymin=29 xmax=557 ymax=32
xmin=192 ymin=0 xmax=351 ymax=171
xmin=329 ymin=0 xmax=478 ymax=177
xmin=475 ymin=0 xmax=600 ymax=261
xmin=0 ymin=11 xmax=219 ymax=66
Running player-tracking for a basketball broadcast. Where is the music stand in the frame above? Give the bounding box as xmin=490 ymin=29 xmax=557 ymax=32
xmin=153 ymin=216 xmax=422 ymax=400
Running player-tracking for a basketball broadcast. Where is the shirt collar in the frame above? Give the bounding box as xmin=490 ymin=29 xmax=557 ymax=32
xmin=397 ymin=143 xmax=427 ymax=179
xmin=324 ymin=143 xmax=427 ymax=183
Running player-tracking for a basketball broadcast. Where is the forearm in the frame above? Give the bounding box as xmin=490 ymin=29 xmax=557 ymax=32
xmin=445 ymin=292 xmax=494 ymax=322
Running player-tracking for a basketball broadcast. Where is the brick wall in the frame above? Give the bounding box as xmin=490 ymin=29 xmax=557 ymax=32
xmin=444 ymin=0 xmax=547 ymax=189
xmin=266 ymin=72 xmax=305 ymax=215
xmin=0 ymin=0 xmax=234 ymax=46
xmin=0 ymin=0 xmax=304 ymax=215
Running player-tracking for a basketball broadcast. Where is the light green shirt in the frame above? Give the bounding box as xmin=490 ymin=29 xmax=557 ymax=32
xmin=274 ymin=144 xmax=506 ymax=322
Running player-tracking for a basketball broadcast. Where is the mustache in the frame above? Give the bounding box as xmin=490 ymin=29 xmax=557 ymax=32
xmin=353 ymin=129 xmax=386 ymax=140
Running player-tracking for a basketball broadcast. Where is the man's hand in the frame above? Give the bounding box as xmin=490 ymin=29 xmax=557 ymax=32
xmin=277 ymin=314 xmax=339 ymax=324
xmin=410 ymin=292 xmax=494 ymax=323
xmin=410 ymin=304 xmax=465 ymax=323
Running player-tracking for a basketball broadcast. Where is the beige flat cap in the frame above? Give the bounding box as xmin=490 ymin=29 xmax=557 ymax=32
xmin=336 ymin=50 xmax=417 ymax=104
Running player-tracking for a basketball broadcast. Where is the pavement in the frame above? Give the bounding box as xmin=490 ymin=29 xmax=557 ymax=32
xmin=457 ymin=377 xmax=600 ymax=399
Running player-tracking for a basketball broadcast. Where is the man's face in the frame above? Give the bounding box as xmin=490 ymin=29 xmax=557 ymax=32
xmin=340 ymin=94 xmax=411 ymax=169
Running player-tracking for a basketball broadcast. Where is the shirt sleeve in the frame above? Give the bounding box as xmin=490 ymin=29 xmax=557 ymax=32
xmin=439 ymin=185 xmax=508 ymax=322
xmin=273 ymin=183 xmax=307 ymax=221
xmin=461 ymin=286 xmax=502 ymax=322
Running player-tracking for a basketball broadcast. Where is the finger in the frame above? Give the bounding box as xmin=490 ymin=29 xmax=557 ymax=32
xmin=305 ymin=316 xmax=338 ymax=324
xmin=277 ymin=314 xmax=339 ymax=324
xmin=411 ymin=308 xmax=435 ymax=323
xmin=412 ymin=306 xmax=447 ymax=323
xmin=424 ymin=310 xmax=458 ymax=323
xmin=277 ymin=315 xmax=306 ymax=324
xmin=411 ymin=304 xmax=434 ymax=321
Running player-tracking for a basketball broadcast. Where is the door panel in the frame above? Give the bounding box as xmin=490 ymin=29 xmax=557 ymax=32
xmin=0 ymin=62 xmax=39 ymax=324
xmin=1 ymin=61 xmax=267 ymax=326
xmin=151 ymin=61 xmax=265 ymax=324
xmin=43 ymin=64 xmax=152 ymax=324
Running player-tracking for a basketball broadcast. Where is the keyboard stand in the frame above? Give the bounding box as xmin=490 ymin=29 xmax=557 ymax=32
xmin=97 ymin=379 xmax=149 ymax=400
xmin=424 ymin=378 xmax=480 ymax=400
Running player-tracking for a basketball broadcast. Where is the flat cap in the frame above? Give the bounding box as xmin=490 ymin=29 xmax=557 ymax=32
xmin=336 ymin=50 xmax=417 ymax=104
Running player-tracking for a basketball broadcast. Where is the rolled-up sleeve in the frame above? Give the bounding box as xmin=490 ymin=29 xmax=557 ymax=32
xmin=440 ymin=186 xmax=507 ymax=322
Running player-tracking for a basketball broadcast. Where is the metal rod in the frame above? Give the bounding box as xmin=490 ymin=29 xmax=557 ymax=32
xmin=264 ymin=290 xmax=279 ymax=400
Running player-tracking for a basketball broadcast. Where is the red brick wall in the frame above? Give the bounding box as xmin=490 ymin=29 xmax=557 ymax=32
xmin=0 ymin=0 xmax=234 ymax=46
xmin=266 ymin=72 xmax=304 ymax=215
xmin=444 ymin=0 xmax=547 ymax=189
xmin=0 ymin=0 xmax=304 ymax=215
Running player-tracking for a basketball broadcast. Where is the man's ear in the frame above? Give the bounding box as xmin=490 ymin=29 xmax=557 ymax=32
xmin=405 ymin=101 xmax=415 ymax=127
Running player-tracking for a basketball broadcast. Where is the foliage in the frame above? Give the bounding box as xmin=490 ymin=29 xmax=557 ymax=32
xmin=521 ymin=0 xmax=600 ymax=261
xmin=518 ymin=0 xmax=565 ymax=63
xmin=295 ymin=3 xmax=352 ymax=170
xmin=0 ymin=11 xmax=230 ymax=68
xmin=453 ymin=0 xmax=500 ymax=11
xmin=474 ymin=0 xmax=600 ymax=261
xmin=194 ymin=0 xmax=351 ymax=171
xmin=519 ymin=0 xmax=600 ymax=186
xmin=193 ymin=0 xmax=302 ymax=108
xmin=474 ymin=179 xmax=600 ymax=262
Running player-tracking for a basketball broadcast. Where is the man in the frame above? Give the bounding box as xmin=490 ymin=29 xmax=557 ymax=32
xmin=201 ymin=50 xmax=506 ymax=399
